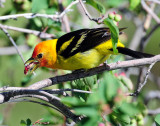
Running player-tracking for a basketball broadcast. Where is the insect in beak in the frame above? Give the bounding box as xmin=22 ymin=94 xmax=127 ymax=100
xmin=24 ymin=57 xmax=40 ymax=75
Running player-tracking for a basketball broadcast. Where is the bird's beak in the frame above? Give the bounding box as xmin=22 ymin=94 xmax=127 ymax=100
xmin=24 ymin=57 xmax=40 ymax=75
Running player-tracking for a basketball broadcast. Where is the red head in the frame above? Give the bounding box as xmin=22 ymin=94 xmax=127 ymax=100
xmin=24 ymin=39 xmax=57 ymax=74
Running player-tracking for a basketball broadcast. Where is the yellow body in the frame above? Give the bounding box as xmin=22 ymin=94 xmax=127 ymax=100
xmin=46 ymin=39 xmax=125 ymax=70
xmin=24 ymin=28 xmax=153 ymax=74
xmin=25 ymin=28 xmax=127 ymax=74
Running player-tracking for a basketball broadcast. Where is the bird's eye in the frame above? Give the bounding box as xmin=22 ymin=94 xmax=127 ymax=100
xmin=37 ymin=53 xmax=43 ymax=58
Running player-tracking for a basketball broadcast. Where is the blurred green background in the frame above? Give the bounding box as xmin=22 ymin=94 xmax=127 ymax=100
xmin=0 ymin=0 xmax=160 ymax=125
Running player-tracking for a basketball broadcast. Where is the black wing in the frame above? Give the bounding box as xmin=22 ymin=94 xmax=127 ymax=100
xmin=56 ymin=27 xmax=126 ymax=58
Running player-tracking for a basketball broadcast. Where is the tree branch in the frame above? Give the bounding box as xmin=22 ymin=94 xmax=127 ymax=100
xmin=58 ymin=0 xmax=71 ymax=32
xmin=147 ymin=0 xmax=160 ymax=4
xmin=148 ymin=108 xmax=160 ymax=115
xmin=44 ymin=88 xmax=92 ymax=95
xmin=1 ymin=55 xmax=159 ymax=122
xmin=79 ymin=0 xmax=103 ymax=23
xmin=0 ymin=87 xmax=92 ymax=96
xmin=0 ymin=90 xmax=81 ymax=122
xmin=0 ymin=0 xmax=79 ymax=21
xmin=141 ymin=0 xmax=160 ymax=23
xmin=9 ymin=98 xmax=57 ymax=110
xmin=26 ymin=55 xmax=160 ymax=90
xmin=128 ymin=61 xmax=157 ymax=96
xmin=0 ymin=24 xmax=55 ymax=39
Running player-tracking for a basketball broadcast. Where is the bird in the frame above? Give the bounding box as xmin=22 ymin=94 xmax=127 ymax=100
xmin=24 ymin=27 xmax=154 ymax=74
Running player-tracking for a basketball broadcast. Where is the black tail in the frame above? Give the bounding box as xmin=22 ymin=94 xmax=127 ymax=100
xmin=116 ymin=47 xmax=154 ymax=58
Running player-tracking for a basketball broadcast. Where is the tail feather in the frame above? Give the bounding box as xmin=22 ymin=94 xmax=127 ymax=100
xmin=116 ymin=47 xmax=154 ymax=58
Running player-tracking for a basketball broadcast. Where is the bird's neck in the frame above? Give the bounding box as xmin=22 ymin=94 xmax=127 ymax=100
xmin=43 ymin=39 xmax=58 ymax=69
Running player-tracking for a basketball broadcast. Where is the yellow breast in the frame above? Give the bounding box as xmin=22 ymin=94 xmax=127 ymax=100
xmin=53 ymin=39 xmax=124 ymax=70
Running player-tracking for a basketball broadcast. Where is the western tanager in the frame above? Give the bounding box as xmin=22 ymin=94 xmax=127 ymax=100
xmin=24 ymin=27 xmax=153 ymax=74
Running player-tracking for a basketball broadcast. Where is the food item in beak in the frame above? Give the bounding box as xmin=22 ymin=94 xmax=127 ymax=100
xmin=24 ymin=58 xmax=39 ymax=75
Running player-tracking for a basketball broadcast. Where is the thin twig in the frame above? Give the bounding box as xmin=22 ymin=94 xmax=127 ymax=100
xmin=141 ymin=0 xmax=160 ymax=23
xmin=147 ymin=0 xmax=160 ymax=4
xmin=8 ymin=95 xmax=67 ymax=119
xmin=0 ymin=13 xmax=57 ymax=20
xmin=128 ymin=61 xmax=157 ymax=96
xmin=148 ymin=108 xmax=160 ymax=115
xmin=45 ymin=89 xmax=92 ymax=94
xmin=0 ymin=1 xmax=79 ymax=21
xmin=58 ymin=0 xmax=71 ymax=32
xmin=9 ymin=98 xmax=63 ymax=115
xmin=59 ymin=0 xmax=79 ymax=19
xmin=0 ymin=90 xmax=81 ymax=122
xmin=79 ymin=0 xmax=103 ymax=23
xmin=0 ymin=27 xmax=25 ymax=63
xmin=144 ymin=3 xmax=155 ymax=30
xmin=0 ymin=87 xmax=91 ymax=97
xmin=0 ymin=24 xmax=55 ymax=39
xmin=33 ymin=118 xmax=49 ymax=126
xmin=0 ymin=87 xmax=92 ymax=94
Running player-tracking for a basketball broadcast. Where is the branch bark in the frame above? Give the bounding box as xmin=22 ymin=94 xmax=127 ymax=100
xmin=79 ymin=0 xmax=103 ymax=23
xmin=0 ymin=24 xmax=55 ymax=39
xmin=128 ymin=61 xmax=157 ymax=96
xmin=0 ymin=90 xmax=81 ymax=122
xmin=0 ymin=1 xmax=79 ymax=21
xmin=141 ymin=0 xmax=160 ymax=23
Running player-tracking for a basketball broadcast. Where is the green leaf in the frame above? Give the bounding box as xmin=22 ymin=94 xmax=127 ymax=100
xmin=119 ymin=75 xmax=133 ymax=91
xmin=129 ymin=0 xmax=140 ymax=10
xmin=41 ymin=114 xmax=55 ymax=125
xmin=86 ymin=0 xmax=106 ymax=14
xmin=33 ymin=18 xmax=43 ymax=27
xmin=61 ymin=97 xmax=83 ymax=106
xmin=27 ymin=34 xmax=38 ymax=47
xmin=21 ymin=74 xmax=33 ymax=86
xmin=99 ymin=72 xmax=120 ymax=102
xmin=26 ymin=118 xmax=32 ymax=125
xmin=87 ymin=90 xmax=100 ymax=104
xmin=103 ymin=18 xmax=119 ymax=54
xmin=118 ymin=114 xmax=130 ymax=124
xmin=45 ymin=8 xmax=57 ymax=14
xmin=119 ymin=102 xmax=140 ymax=117
xmin=155 ymin=114 xmax=160 ymax=126
xmin=83 ymin=75 xmax=97 ymax=88
xmin=75 ymin=107 xmax=98 ymax=117
xmin=32 ymin=0 xmax=49 ymax=13
xmin=98 ymin=74 xmax=108 ymax=102
xmin=20 ymin=120 xmax=26 ymax=126
xmin=130 ymin=119 xmax=137 ymax=126
xmin=137 ymin=102 xmax=147 ymax=116
xmin=112 ymin=111 xmax=130 ymax=124
xmin=106 ymin=0 xmax=126 ymax=7
xmin=71 ymin=76 xmax=97 ymax=101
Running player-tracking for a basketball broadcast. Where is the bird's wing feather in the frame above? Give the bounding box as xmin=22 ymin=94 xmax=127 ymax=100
xmin=57 ymin=27 xmax=125 ymax=58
